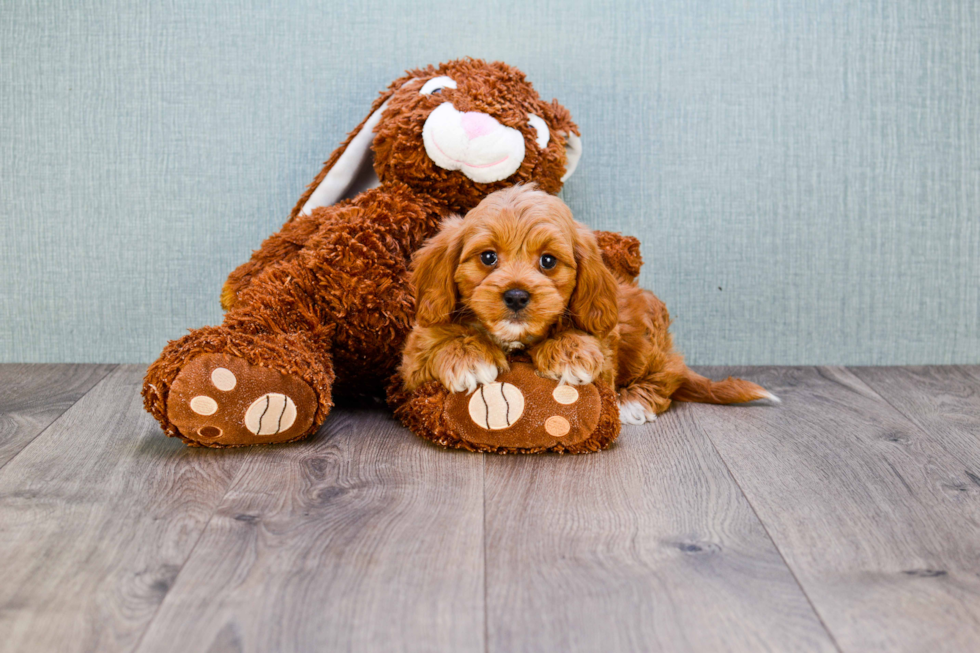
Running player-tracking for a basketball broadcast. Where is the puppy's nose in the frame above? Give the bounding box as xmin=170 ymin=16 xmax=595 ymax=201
xmin=503 ymin=289 xmax=531 ymax=311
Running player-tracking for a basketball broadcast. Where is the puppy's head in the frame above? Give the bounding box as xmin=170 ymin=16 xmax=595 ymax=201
xmin=411 ymin=185 xmax=619 ymax=346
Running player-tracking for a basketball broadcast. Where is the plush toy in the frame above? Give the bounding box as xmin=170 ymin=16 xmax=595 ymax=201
xmin=142 ymin=58 xmax=642 ymax=448
xmin=388 ymin=356 xmax=622 ymax=454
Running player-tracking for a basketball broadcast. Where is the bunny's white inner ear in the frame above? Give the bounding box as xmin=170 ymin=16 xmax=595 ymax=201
xmin=560 ymin=132 xmax=583 ymax=183
xmin=300 ymin=99 xmax=390 ymax=216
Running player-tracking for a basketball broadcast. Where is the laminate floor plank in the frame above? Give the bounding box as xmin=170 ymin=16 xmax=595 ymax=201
xmin=6 ymin=363 xmax=980 ymax=652
xmin=959 ymin=366 xmax=980 ymax=385
xmin=691 ymin=366 xmax=980 ymax=653
xmin=0 ymin=365 xmax=248 ymax=653
xmin=484 ymin=396 xmax=837 ymax=653
xmin=134 ymin=409 xmax=485 ymax=653
xmin=0 ymin=364 xmax=115 ymax=468
xmin=850 ymin=366 xmax=980 ymax=475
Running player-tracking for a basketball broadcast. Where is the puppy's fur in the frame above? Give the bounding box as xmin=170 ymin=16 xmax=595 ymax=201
xmin=400 ymin=185 xmax=776 ymax=424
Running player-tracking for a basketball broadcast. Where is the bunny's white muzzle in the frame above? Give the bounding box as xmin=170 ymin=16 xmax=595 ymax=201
xmin=422 ymin=103 xmax=525 ymax=183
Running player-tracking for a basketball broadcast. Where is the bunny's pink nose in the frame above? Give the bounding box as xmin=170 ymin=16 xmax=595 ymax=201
xmin=460 ymin=112 xmax=499 ymax=140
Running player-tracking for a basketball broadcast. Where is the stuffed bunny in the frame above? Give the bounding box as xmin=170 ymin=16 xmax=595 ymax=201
xmin=142 ymin=58 xmax=641 ymax=447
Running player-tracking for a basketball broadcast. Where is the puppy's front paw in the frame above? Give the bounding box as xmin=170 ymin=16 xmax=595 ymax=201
xmin=437 ymin=350 xmax=500 ymax=394
xmin=532 ymin=333 xmax=606 ymax=386
xmin=401 ymin=325 xmax=509 ymax=394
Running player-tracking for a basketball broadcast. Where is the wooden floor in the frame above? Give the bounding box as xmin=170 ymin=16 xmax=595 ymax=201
xmin=1 ymin=365 xmax=979 ymax=652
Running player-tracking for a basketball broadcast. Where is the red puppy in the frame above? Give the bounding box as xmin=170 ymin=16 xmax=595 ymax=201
xmin=400 ymin=185 xmax=777 ymax=424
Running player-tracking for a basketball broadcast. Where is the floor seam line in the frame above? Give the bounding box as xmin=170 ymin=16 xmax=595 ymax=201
xmin=482 ymin=453 xmax=489 ymax=653
xmin=844 ymin=366 xmax=980 ymax=461
xmin=0 ymin=364 xmax=118 ymax=476
xmin=129 ymin=426 xmax=259 ymax=652
xmin=688 ymin=395 xmax=846 ymax=653
xmin=129 ymin=501 xmax=227 ymax=653
xmin=956 ymin=365 xmax=980 ymax=386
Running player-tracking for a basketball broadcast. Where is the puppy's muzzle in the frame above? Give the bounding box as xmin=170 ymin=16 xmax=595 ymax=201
xmin=502 ymin=289 xmax=531 ymax=312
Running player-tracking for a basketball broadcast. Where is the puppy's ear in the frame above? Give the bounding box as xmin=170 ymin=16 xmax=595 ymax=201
xmin=411 ymin=216 xmax=466 ymax=327
xmin=569 ymin=225 xmax=619 ymax=336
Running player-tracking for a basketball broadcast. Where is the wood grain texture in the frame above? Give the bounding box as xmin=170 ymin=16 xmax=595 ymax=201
xmin=960 ymin=366 xmax=980 ymax=385
xmin=693 ymin=366 xmax=980 ymax=653
xmin=0 ymin=363 xmax=115 ymax=468
xmin=851 ymin=366 xmax=980 ymax=476
xmin=134 ymin=409 xmax=485 ymax=653
xmin=483 ymin=402 xmax=837 ymax=653
xmin=0 ymin=365 xmax=247 ymax=652
xmin=3 ymin=364 xmax=979 ymax=652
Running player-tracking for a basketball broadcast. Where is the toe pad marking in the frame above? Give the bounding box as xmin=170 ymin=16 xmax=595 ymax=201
xmin=552 ymin=385 xmax=579 ymax=404
xmin=211 ymin=367 xmax=237 ymax=391
xmin=244 ymin=393 xmax=297 ymax=436
xmin=544 ymin=415 xmax=571 ymax=436
xmin=190 ymin=396 xmax=218 ymax=415
xmin=468 ymin=382 xmax=525 ymax=430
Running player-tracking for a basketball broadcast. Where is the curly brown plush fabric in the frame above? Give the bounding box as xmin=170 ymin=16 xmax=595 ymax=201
xmin=387 ymin=358 xmax=621 ymax=454
xmin=596 ymin=230 xmax=643 ymax=283
xmin=143 ymin=325 xmax=335 ymax=447
xmin=143 ymin=58 xmax=642 ymax=447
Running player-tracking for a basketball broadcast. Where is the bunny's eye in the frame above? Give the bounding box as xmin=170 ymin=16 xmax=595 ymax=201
xmin=420 ymin=76 xmax=457 ymax=95
xmin=528 ymin=114 xmax=550 ymax=149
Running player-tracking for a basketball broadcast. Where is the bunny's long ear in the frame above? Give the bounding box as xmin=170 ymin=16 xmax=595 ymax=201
xmin=561 ymin=132 xmax=583 ymax=182
xmin=548 ymin=99 xmax=583 ymax=184
xmin=291 ymin=79 xmax=415 ymax=219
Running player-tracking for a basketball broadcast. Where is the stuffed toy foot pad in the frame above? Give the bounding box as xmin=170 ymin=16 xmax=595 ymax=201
xmin=167 ymin=353 xmax=318 ymax=447
xmin=389 ymin=359 xmax=621 ymax=454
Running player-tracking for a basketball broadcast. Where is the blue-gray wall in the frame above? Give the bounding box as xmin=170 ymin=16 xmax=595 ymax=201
xmin=2 ymin=0 xmax=978 ymax=364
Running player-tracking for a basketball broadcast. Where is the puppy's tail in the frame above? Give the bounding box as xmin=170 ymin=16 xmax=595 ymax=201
xmin=672 ymin=367 xmax=779 ymax=405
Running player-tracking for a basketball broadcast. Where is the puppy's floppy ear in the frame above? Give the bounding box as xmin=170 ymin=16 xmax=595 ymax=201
xmin=569 ymin=224 xmax=619 ymax=337
xmin=291 ymin=74 xmax=422 ymax=219
xmin=411 ymin=216 xmax=466 ymax=327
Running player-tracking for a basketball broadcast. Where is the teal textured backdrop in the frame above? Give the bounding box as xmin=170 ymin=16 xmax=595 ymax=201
xmin=2 ymin=0 xmax=978 ymax=364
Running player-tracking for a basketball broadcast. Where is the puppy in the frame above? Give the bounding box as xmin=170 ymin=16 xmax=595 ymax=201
xmin=399 ymin=185 xmax=776 ymax=424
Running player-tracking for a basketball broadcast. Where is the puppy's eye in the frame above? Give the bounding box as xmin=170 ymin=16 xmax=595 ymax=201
xmin=540 ymin=254 xmax=557 ymax=270
xmin=480 ymin=251 xmax=498 ymax=266
xmin=420 ymin=76 xmax=457 ymax=95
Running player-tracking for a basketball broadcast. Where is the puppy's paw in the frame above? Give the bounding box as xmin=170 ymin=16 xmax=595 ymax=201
xmin=619 ymin=400 xmax=658 ymax=425
xmin=556 ymin=364 xmax=598 ymax=386
xmin=439 ymin=356 xmax=500 ymax=394
xmin=533 ymin=333 xmax=606 ymax=386
xmin=401 ymin=325 xmax=508 ymax=394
